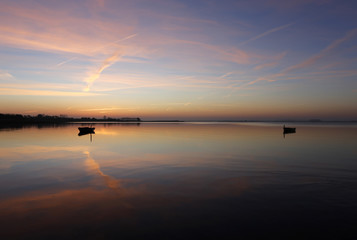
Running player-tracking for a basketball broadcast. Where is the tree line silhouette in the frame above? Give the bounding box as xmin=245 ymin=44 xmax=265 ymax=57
xmin=0 ymin=113 xmax=141 ymax=125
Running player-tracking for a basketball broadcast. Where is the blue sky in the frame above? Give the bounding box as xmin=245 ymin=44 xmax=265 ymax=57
xmin=0 ymin=0 xmax=356 ymax=120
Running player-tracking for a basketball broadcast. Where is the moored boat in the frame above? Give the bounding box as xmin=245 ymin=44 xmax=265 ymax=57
xmin=283 ymin=125 xmax=296 ymax=134
xmin=78 ymin=127 xmax=95 ymax=132
xmin=78 ymin=127 xmax=95 ymax=138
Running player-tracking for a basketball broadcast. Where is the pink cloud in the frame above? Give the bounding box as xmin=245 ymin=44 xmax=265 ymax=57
xmin=84 ymin=49 xmax=123 ymax=91
xmin=254 ymin=62 xmax=278 ymax=70
xmin=0 ymin=2 xmax=134 ymax=55
xmin=0 ymin=88 xmax=101 ymax=96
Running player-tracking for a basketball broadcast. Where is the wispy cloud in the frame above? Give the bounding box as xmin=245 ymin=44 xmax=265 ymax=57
xmin=219 ymin=72 xmax=234 ymax=79
xmin=55 ymin=57 xmax=78 ymax=67
xmin=163 ymin=102 xmax=192 ymax=106
xmin=83 ymin=49 xmax=122 ymax=92
xmin=239 ymin=28 xmax=357 ymax=88
xmin=0 ymin=88 xmax=101 ymax=96
xmin=0 ymin=2 xmax=134 ymax=56
xmin=240 ymin=22 xmax=295 ymax=45
xmin=92 ymin=34 xmax=138 ymax=54
xmin=254 ymin=62 xmax=278 ymax=70
xmin=0 ymin=70 xmax=14 ymax=80
xmin=55 ymin=34 xmax=138 ymax=68
xmin=1 ymin=82 xmax=85 ymax=91
xmin=82 ymin=107 xmax=136 ymax=112
xmin=284 ymin=28 xmax=357 ymax=73
xmin=83 ymin=34 xmax=138 ymax=91
xmin=162 ymin=38 xmax=259 ymax=64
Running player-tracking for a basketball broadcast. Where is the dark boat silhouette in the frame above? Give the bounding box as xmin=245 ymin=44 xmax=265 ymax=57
xmin=78 ymin=127 xmax=95 ymax=131
xmin=283 ymin=125 xmax=296 ymax=133
xmin=78 ymin=127 xmax=95 ymax=142
xmin=78 ymin=127 xmax=95 ymax=135
xmin=283 ymin=125 xmax=296 ymax=137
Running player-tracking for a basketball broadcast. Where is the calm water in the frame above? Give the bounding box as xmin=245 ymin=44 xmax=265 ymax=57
xmin=0 ymin=123 xmax=356 ymax=239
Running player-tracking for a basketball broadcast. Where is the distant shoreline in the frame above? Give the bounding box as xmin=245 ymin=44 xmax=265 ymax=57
xmin=0 ymin=113 xmax=142 ymax=125
xmin=1 ymin=113 xmax=356 ymax=125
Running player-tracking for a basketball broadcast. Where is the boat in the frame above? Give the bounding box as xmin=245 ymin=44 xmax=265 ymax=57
xmin=78 ymin=127 xmax=95 ymax=135
xmin=78 ymin=127 xmax=95 ymax=140
xmin=78 ymin=127 xmax=95 ymax=132
xmin=283 ymin=125 xmax=296 ymax=134
xmin=78 ymin=127 xmax=95 ymax=141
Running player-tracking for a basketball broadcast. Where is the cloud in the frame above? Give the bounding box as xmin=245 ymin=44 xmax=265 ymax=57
xmin=164 ymin=102 xmax=192 ymax=106
xmin=91 ymin=34 xmax=138 ymax=54
xmin=118 ymin=33 xmax=138 ymax=42
xmin=219 ymin=72 xmax=234 ymax=79
xmin=81 ymin=107 xmax=137 ymax=113
xmin=0 ymin=0 xmax=268 ymax=77
xmin=95 ymin=72 xmax=245 ymax=92
xmin=170 ymin=39 xmax=256 ymax=64
xmin=1 ymin=82 xmax=84 ymax=91
xmin=82 ymin=33 xmax=138 ymax=92
xmin=240 ymin=22 xmax=295 ymax=45
xmin=0 ymin=2 xmax=134 ymax=56
xmin=55 ymin=57 xmax=78 ymax=67
xmin=54 ymin=34 xmax=138 ymax=68
xmin=0 ymin=88 xmax=102 ymax=96
xmin=0 ymin=70 xmax=14 ymax=80
xmin=254 ymin=62 xmax=278 ymax=70
xmin=284 ymin=28 xmax=357 ymax=73
xmin=83 ymin=49 xmax=123 ymax=92
xmin=265 ymin=0 xmax=331 ymax=10
xmin=239 ymin=28 xmax=357 ymax=89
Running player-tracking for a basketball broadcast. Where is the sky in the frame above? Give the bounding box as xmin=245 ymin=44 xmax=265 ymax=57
xmin=0 ymin=0 xmax=356 ymax=121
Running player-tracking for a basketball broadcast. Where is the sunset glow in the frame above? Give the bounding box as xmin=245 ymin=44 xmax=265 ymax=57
xmin=1 ymin=0 xmax=356 ymax=120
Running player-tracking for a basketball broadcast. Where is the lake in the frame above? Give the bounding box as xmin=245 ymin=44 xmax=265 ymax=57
xmin=0 ymin=122 xmax=356 ymax=239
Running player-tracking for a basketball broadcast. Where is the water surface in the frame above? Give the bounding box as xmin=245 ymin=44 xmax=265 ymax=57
xmin=0 ymin=123 xmax=356 ymax=239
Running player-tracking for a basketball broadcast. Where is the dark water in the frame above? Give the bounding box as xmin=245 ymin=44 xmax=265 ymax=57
xmin=0 ymin=123 xmax=356 ymax=239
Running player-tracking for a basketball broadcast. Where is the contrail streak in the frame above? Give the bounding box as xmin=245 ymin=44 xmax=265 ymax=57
xmin=83 ymin=49 xmax=122 ymax=91
xmin=56 ymin=33 xmax=138 ymax=68
xmin=83 ymin=33 xmax=138 ymax=91
xmin=56 ymin=57 xmax=77 ymax=67
xmin=240 ymin=22 xmax=295 ymax=45
xmin=92 ymin=33 xmax=138 ymax=53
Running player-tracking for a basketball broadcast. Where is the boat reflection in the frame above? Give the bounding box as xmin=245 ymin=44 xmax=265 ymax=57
xmin=78 ymin=131 xmax=95 ymax=136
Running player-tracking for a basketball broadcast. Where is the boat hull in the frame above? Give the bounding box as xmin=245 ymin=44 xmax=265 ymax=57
xmin=78 ymin=127 xmax=95 ymax=136
xmin=78 ymin=127 xmax=95 ymax=131
xmin=283 ymin=127 xmax=296 ymax=134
